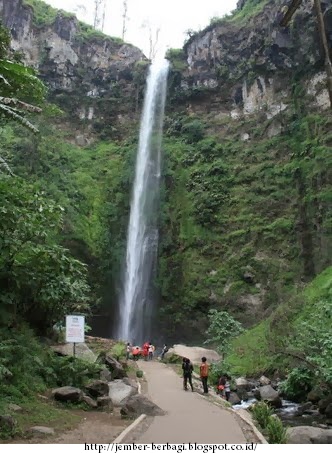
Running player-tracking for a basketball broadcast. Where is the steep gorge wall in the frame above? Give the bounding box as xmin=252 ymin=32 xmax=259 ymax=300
xmin=158 ymin=0 xmax=332 ymax=341
xmin=0 ymin=0 xmax=147 ymax=144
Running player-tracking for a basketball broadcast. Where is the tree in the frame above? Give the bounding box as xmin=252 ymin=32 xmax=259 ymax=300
xmin=93 ymin=0 xmax=108 ymax=31
xmin=205 ymin=309 xmax=243 ymax=356
xmin=0 ymin=177 xmax=91 ymax=333
xmin=122 ymin=0 xmax=128 ymax=41
xmin=140 ymin=20 xmax=161 ymax=60
xmin=0 ymin=24 xmax=45 ymax=133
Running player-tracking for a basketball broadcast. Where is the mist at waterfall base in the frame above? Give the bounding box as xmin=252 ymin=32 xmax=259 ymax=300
xmin=116 ymin=59 xmax=169 ymax=345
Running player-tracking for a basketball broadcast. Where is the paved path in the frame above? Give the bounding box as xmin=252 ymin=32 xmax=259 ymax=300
xmin=137 ymin=361 xmax=247 ymax=443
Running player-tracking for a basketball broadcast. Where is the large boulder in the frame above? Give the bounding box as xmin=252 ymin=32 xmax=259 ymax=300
xmin=100 ymin=368 xmax=113 ymax=382
xmin=85 ymin=380 xmax=109 ymax=398
xmin=29 ymin=426 xmax=55 ymax=436
xmin=236 ymin=387 xmax=249 ymax=401
xmin=254 ymin=385 xmax=282 ymax=408
xmin=105 ymin=354 xmax=127 ymax=379
xmin=287 ymin=426 xmax=332 ymax=444
xmin=259 ymin=375 xmax=271 ymax=386
xmin=82 ymin=394 xmax=98 ymax=409
xmin=228 ymin=392 xmax=241 ymax=405
xmin=120 ymin=394 xmax=165 ymax=418
xmin=318 ymin=396 xmax=332 ymax=414
xmin=51 ymin=343 xmax=97 ymax=363
xmin=52 ymin=386 xmax=82 ymax=403
xmin=97 ymin=396 xmax=114 ymax=410
xmin=307 ymin=389 xmax=324 ymax=403
xmin=325 ymin=404 xmax=332 ymax=419
xmin=108 ymin=380 xmax=137 ymax=406
xmin=235 ymin=377 xmax=251 ymax=391
xmin=0 ymin=415 xmax=16 ymax=431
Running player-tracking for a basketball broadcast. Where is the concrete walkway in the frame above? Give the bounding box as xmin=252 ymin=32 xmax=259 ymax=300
xmin=137 ymin=361 xmax=247 ymax=443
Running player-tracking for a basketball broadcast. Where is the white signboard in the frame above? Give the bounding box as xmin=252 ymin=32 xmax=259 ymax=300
xmin=66 ymin=315 xmax=85 ymax=343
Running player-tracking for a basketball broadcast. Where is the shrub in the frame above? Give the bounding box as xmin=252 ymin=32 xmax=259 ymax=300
xmin=279 ymin=367 xmax=314 ymax=402
xmin=250 ymin=401 xmax=274 ymax=429
xmin=110 ymin=342 xmax=126 ymax=361
xmin=267 ymin=415 xmax=288 ymax=444
xmin=136 ymin=370 xmax=143 ymax=378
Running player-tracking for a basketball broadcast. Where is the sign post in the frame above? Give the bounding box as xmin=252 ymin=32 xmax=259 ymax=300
xmin=65 ymin=315 xmax=85 ymax=357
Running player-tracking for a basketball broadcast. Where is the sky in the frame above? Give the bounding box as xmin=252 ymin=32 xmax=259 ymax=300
xmin=46 ymin=0 xmax=238 ymax=57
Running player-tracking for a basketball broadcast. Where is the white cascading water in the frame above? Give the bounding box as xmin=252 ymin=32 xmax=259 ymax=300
xmin=117 ymin=59 xmax=169 ymax=343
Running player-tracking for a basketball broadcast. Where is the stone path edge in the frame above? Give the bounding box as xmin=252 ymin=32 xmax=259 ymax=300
xmin=195 ymin=393 xmax=268 ymax=444
xmin=113 ymin=414 xmax=147 ymax=444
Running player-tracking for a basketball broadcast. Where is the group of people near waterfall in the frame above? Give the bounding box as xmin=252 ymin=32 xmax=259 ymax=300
xmin=126 ymin=341 xmax=165 ymax=360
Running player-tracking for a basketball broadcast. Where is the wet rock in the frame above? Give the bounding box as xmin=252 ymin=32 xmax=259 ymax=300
xmin=318 ymin=396 xmax=332 ymax=414
xmin=325 ymin=403 xmax=332 ymax=419
xmin=307 ymin=389 xmax=325 ymax=403
xmin=29 ymin=426 xmax=55 ymax=436
xmin=120 ymin=394 xmax=165 ymax=419
xmin=52 ymin=386 xmax=82 ymax=403
xmin=254 ymin=385 xmax=282 ymax=408
xmin=229 ymin=392 xmax=241 ymax=405
xmin=297 ymin=401 xmax=313 ymax=415
xmin=85 ymin=380 xmax=109 ymax=398
xmin=287 ymin=426 xmax=332 ymax=444
xmin=82 ymin=395 xmax=98 ymax=409
xmin=236 ymin=387 xmax=249 ymax=401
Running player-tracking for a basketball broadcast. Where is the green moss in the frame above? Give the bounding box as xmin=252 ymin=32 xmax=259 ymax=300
xmin=24 ymin=0 xmax=74 ymax=27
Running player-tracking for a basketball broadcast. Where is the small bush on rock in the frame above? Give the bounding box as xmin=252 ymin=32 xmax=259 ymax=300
xmin=267 ymin=415 xmax=288 ymax=444
xmin=250 ymin=401 xmax=274 ymax=429
xmin=136 ymin=370 xmax=143 ymax=378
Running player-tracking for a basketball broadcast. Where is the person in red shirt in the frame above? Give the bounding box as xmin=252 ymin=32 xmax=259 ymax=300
xmin=200 ymin=356 xmax=209 ymax=394
xmin=143 ymin=342 xmax=149 ymax=361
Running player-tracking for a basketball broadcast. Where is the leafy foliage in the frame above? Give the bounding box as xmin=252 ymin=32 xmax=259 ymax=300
xmin=279 ymin=367 xmax=314 ymax=402
xmin=0 ymin=24 xmax=45 ymax=136
xmin=250 ymin=401 xmax=274 ymax=430
xmin=0 ymin=177 xmax=91 ymax=332
xmin=266 ymin=416 xmax=288 ymax=444
xmin=205 ymin=309 xmax=243 ymax=355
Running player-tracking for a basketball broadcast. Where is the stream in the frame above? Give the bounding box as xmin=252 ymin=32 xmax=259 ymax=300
xmin=233 ymin=398 xmax=328 ymax=428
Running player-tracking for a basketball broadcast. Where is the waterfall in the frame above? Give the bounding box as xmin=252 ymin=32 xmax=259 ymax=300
xmin=117 ymin=59 xmax=169 ymax=344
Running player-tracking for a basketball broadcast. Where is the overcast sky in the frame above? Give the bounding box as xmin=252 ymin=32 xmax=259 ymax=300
xmin=46 ymin=0 xmax=238 ymax=57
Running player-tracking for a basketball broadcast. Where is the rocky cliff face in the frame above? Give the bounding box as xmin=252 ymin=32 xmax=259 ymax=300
xmin=170 ymin=0 xmax=331 ymax=118
xmin=0 ymin=0 xmax=147 ymax=144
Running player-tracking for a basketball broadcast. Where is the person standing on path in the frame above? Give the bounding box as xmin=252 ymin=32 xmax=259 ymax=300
xmin=126 ymin=342 xmax=131 ymax=360
xmin=200 ymin=356 xmax=209 ymax=394
xmin=182 ymin=358 xmax=194 ymax=391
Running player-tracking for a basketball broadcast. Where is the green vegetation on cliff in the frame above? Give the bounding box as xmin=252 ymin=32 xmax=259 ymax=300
xmin=158 ymin=104 xmax=332 ymax=341
xmin=226 ymin=267 xmax=332 ymax=384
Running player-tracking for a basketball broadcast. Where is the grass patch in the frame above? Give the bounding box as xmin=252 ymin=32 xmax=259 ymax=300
xmin=0 ymin=397 xmax=81 ymax=441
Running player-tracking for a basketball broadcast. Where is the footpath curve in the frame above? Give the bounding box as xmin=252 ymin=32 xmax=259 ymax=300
xmin=134 ymin=360 xmax=247 ymax=443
